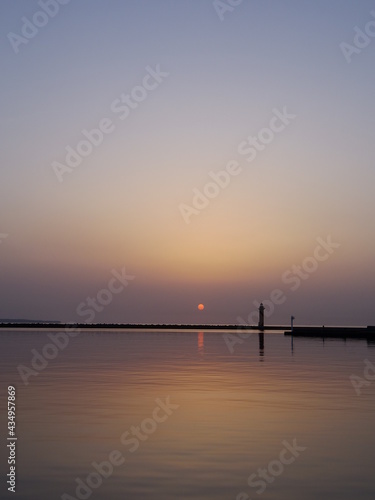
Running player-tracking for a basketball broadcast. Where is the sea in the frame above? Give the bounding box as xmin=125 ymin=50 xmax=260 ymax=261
xmin=0 ymin=328 xmax=374 ymax=500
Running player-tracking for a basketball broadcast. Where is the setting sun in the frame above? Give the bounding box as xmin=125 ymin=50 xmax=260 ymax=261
xmin=198 ymin=304 xmax=204 ymax=311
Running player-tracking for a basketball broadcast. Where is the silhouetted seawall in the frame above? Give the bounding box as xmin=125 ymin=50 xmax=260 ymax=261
xmin=284 ymin=326 xmax=375 ymax=338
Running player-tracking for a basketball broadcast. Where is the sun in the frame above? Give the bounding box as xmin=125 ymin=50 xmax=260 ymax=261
xmin=198 ymin=303 xmax=204 ymax=311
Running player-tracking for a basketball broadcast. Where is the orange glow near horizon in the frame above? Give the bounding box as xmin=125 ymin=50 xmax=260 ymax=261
xmin=198 ymin=304 xmax=204 ymax=311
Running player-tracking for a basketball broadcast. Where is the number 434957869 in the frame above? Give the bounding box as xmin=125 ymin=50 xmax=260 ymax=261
xmin=8 ymin=386 xmax=16 ymax=435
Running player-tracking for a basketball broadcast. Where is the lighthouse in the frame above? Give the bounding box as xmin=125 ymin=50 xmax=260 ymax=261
xmin=258 ymin=302 xmax=265 ymax=330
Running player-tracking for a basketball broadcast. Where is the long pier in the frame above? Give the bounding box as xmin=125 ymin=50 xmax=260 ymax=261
xmin=0 ymin=322 xmax=286 ymax=331
xmin=284 ymin=326 xmax=375 ymax=339
xmin=1 ymin=323 xmax=374 ymax=339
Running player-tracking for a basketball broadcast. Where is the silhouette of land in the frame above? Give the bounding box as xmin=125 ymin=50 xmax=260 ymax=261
xmin=0 ymin=318 xmax=60 ymax=324
xmin=284 ymin=326 xmax=375 ymax=339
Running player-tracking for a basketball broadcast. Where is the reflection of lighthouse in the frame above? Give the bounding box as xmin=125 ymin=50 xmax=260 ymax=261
xmin=258 ymin=303 xmax=265 ymax=330
xmin=258 ymin=332 xmax=264 ymax=360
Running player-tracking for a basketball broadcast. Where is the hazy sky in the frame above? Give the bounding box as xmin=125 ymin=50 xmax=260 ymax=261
xmin=1 ymin=0 xmax=374 ymax=325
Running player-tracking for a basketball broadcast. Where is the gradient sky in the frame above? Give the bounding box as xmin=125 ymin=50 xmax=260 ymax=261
xmin=1 ymin=0 xmax=374 ymax=325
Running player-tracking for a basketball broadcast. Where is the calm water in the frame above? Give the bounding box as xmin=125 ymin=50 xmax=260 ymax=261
xmin=0 ymin=329 xmax=374 ymax=500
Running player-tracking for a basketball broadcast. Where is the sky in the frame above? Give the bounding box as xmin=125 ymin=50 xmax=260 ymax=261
xmin=0 ymin=0 xmax=374 ymax=325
